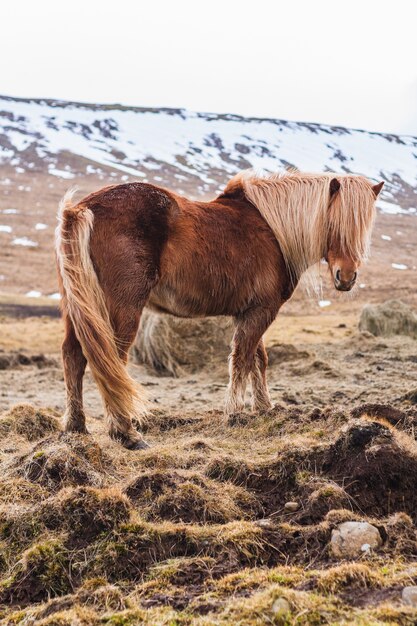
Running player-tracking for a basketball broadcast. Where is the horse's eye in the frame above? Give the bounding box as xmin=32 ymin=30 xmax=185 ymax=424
xmin=336 ymin=269 xmax=341 ymax=281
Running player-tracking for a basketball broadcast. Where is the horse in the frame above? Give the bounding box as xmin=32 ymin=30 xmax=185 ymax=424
xmin=56 ymin=170 xmax=383 ymax=449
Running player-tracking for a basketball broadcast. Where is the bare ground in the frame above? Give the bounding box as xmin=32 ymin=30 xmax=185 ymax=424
xmin=0 ymin=307 xmax=417 ymax=625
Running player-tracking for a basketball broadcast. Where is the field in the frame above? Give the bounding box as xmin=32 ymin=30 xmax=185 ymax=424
xmin=1 ymin=293 xmax=417 ymax=625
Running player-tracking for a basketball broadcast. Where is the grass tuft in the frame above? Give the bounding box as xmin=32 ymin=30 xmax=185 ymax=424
xmin=0 ymin=404 xmax=60 ymax=440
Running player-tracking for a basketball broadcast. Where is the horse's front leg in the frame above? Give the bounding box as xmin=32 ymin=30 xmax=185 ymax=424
xmin=250 ymin=338 xmax=272 ymax=412
xmin=225 ymin=307 xmax=276 ymax=415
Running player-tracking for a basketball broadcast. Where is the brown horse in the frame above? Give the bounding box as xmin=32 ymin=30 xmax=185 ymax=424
xmin=56 ymin=170 xmax=383 ymax=449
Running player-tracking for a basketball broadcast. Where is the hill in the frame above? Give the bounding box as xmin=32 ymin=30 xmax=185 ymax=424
xmin=0 ymin=95 xmax=416 ymax=305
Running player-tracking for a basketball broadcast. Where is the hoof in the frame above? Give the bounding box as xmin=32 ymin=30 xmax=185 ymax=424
xmin=110 ymin=430 xmax=150 ymax=450
xmin=251 ymin=402 xmax=273 ymax=413
xmin=63 ymin=412 xmax=89 ymax=435
xmin=125 ymin=438 xmax=150 ymax=451
xmin=63 ymin=426 xmax=89 ymax=435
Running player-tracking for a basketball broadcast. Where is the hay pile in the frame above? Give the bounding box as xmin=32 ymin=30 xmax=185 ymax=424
xmin=133 ymin=309 xmax=233 ymax=376
xmin=359 ymin=299 xmax=417 ymax=338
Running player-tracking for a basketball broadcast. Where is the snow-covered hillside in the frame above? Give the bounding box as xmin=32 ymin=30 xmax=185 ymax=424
xmin=0 ymin=95 xmax=416 ymax=212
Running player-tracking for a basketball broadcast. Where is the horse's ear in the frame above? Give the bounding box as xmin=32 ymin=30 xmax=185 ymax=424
xmin=372 ymin=181 xmax=384 ymax=197
xmin=329 ymin=178 xmax=341 ymax=198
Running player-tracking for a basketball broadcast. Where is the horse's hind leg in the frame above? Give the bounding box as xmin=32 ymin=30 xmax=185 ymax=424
xmin=225 ymin=308 xmax=275 ymax=414
xmin=250 ymin=338 xmax=272 ymax=412
xmin=61 ymin=310 xmax=88 ymax=433
xmin=106 ymin=305 xmax=148 ymax=449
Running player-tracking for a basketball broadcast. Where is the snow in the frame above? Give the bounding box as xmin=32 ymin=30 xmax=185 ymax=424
xmin=0 ymin=225 xmax=12 ymax=233
xmin=318 ymin=300 xmax=331 ymax=307
xmin=0 ymin=96 xmax=416 ymax=206
xmin=12 ymin=236 xmax=38 ymax=247
xmin=377 ymin=200 xmax=407 ymax=215
xmin=392 ymin=263 xmax=408 ymax=270
xmin=35 ymin=223 xmax=48 ymax=230
xmin=26 ymin=290 xmax=42 ymax=297
xmin=2 ymin=208 xmax=18 ymax=214
xmin=48 ymin=167 xmax=75 ymax=179
xmin=381 ymin=235 xmax=391 ymax=241
xmin=86 ymin=164 xmax=102 ymax=174
xmin=48 ymin=292 xmax=61 ymax=300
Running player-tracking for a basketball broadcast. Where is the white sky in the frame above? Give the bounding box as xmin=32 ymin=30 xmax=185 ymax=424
xmin=2 ymin=0 xmax=417 ymax=135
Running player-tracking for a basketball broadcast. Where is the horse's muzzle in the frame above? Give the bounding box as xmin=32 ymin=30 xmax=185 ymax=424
xmin=334 ymin=269 xmax=357 ymax=291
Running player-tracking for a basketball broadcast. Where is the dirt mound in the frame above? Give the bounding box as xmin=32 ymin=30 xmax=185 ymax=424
xmin=132 ymin=309 xmax=233 ymax=376
xmin=351 ymin=403 xmax=407 ymax=424
xmin=0 ymin=539 xmax=71 ymax=605
xmin=206 ymin=414 xmax=417 ymax=525
xmin=32 ymin=581 xmax=129 ymax=622
xmin=42 ymin=486 xmax=132 ymax=541
xmin=0 ymin=404 xmax=60 ymax=441
xmin=125 ymin=469 xmax=260 ymax=523
xmin=266 ymin=343 xmax=310 ymax=365
xmin=2 ymin=404 xmax=417 ymax=624
xmin=0 ymin=351 xmax=57 ymax=370
xmin=13 ymin=435 xmax=107 ymax=490
xmin=291 ymin=358 xmax=338 ymax=378
xmin=359 ymin=299 xmax=417 ymax=338
xmin=321 ymin=419 xmax=417 ymax=520
xmin=350 ymin=403 xmax=417 ymax=438
xmin=0 ymin=478 xmax=48 ymax=504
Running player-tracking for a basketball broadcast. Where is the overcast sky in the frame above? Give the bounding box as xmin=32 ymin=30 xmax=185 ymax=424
xmin=2 ymin=0 xmax=416 ymax=135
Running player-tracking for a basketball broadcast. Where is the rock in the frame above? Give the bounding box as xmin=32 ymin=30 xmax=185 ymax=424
xmin=271 ymin=597 xmax=291 ymax=616
xmin=402 ymin=586 xmax=417 ymax=607
xmin=132 ymin=309 xmax=233 ymax=376
xmin=255 ymin=518 xmax=275 ymax=528
xmin=359 ymin=300 xmax=417 ymax=339
xmin=331 ymin=521 xmax=382 ymax=558
xmin=284 ymin=501 xmax=300 ymax=512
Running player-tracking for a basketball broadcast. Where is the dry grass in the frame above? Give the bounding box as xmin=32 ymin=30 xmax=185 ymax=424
xmin=316 ymin=563 xmax=383 ymax=593
xmin=0 ymin=300 xmax=417 ymax=624
xmin=0 ymin=399 xmax=416 ymax=624
xmin=0 ymin=404 xmax=60 ymax=440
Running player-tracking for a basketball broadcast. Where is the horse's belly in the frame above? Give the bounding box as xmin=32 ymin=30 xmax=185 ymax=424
xmin=148 ymin=281 xmax=241 ymax=318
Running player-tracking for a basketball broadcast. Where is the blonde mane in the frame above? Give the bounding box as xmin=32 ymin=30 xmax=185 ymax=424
xmin=229 ymin=170 xmax=377 ymax=293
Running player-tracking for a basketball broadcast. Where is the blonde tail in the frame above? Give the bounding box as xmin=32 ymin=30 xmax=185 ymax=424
xmin=55 ymin=190 xmax=147 ymax=443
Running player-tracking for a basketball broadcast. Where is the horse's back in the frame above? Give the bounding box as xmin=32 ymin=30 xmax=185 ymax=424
xmin=80 ymin=181 xmax=291 ymax=317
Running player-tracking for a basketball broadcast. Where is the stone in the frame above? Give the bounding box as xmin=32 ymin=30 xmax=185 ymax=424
xmin=284 ymin=501 xmax=300 ymax=512
xmin=271 ymin=597 xmax=291 ymax=616
xmin=255 ymin=518 xmax=275 ymax=528
xmin=402 ymin=586 xmax=417 ymax=607
xmin=331 ymin=521 xmax=382 ymax=558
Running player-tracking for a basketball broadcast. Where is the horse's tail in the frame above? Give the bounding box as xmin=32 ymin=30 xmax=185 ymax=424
xmin=55 ymin=190 xmax=147 ymax=432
